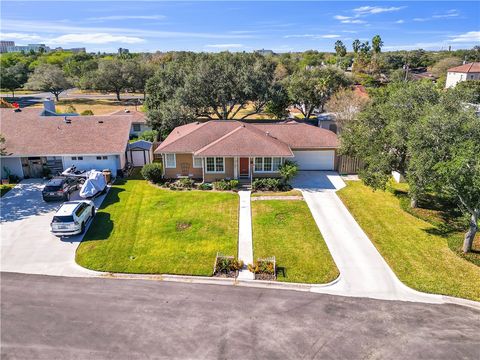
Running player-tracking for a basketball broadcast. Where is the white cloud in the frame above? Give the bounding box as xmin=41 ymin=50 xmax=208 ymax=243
xmin=284 ymin=34 xmax=340 ymax=39
xmin=353 ymin=6 xmax=405 ymax=15
xmin=448 ymin=31 xmax=480 ymax=43
xmin=341 ymin=19 xmax=366 ymax=24
xmin=0 ymin=19 xmax=256 ymax=40
xmin=50 ymin=33 xmax=145 ymax=44
xmin=395 ymin=20 xmax=405 ymax=24
xmin=205 ymin=43 xmax=244 ymax=48
xmin=0 ymin=32 xmax=43 ymax=42
xmin=88 ymin=15 xmax=166 ymax=21
xmin=342 ymin=30 xmax=358 ymax=34
xmin=414 ymin=10 xmax=460 ymax=22
xmin=334 ymin=15 xmax=352 ymax=20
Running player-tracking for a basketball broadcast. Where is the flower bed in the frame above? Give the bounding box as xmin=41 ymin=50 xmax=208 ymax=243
xmin=248 ymin=257 xmax=276 ymax=281
xmin=213 ymin=253 xmax=243 ymax=278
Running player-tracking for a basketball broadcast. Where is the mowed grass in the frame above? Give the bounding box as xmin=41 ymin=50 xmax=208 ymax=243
xmin=31 ymin=99 xmax=142 ymax=115
xmin=252 ymin=200 xmax=339 ymax=284
xmin=76 ymin=178 xmax=239 ymax=276
xmin=337 ymin=181 xmax=480 ymax=301
xmin=251 ymin=190 xmax=303 ymax=197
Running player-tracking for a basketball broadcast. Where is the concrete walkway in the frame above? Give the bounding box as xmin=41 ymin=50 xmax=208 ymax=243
xmin=237 ymin=191 xmax=254 ymax=280
xmin=293 ymin=171 xmax=444 ymax=303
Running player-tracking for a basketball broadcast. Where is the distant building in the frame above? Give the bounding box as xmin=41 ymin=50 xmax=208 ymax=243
xmin=6 ymin=43 xmax=51 ymax=53
xmin=118 ymin=48 xmax=130 ymax=55
xmin=54 ymin=47 xmax=86 ymax=53
xmin=446 ymin=62 xmax=480 ymax=88
xmin=254 ymin=49 xmax=274 ymax=56
xmin=0 ymin=41 xmax=15 ymax=53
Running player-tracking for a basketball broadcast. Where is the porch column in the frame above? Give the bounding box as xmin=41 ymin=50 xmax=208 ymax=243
xmin=234 ymin=157 xmax=238 ymax=179
xmin=202 ymin=157 xmax=205 ymax=183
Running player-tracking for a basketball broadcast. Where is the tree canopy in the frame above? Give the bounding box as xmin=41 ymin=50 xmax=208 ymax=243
xmin=25 ymin=63 xmax=72 ymax=100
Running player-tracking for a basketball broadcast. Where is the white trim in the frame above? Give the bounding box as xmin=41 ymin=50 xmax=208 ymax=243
xmin=165 ymin=154 xmax=176 ymax=168
xmin=253 ymin=157 xmax=282 ymax=173
xmin=192 ymin=156 xmax=203 ymax=169
xmin=205 ymin=157 xmax=225 ymax=174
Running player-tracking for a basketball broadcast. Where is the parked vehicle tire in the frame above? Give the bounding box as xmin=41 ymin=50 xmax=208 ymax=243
xmin=80 ymin=222 xmax=85 ymax=234
xmin=65 ymin=192 xmax=70 ymax=201
xmin=91 ymin=208 xmax=95 ymax=218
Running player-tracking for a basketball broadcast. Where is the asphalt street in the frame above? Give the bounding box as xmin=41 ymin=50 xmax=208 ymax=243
xmin=2 ymin=272 xmax=479 ymax=360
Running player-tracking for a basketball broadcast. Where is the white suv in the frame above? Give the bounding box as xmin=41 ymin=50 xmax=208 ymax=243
xmin=51 ymin=200 xmax=95 ymax=236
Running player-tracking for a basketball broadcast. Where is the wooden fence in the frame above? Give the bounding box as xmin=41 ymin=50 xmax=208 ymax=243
xmin=336 ymin=155 xmax=363 ymax=174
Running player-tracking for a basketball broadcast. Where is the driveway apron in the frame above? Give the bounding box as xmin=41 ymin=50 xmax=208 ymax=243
xmin=294 ymin=171 xmax=444 ymax=303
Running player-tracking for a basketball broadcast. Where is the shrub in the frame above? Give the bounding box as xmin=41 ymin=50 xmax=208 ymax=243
xmin=170 ymin=177 xmax=195 ymax=190
xmin=198 ymin=183 xmax=213 ymax=190
xmin=279 ymin=160 xmax=299 ymax=184
xmin=214 ymin=256 xmax=244 ymax=274
xmin=252 ymin=177 xmax=285 ymax=191
xmin=248 ymin=259 xmax=275 ymax=275
xmin=141 ymin=163 xmax=163 ymax=183
xmin=80 ymin=109 xmax=94 ymax=115
xmin=63 ymin=104 xmax=77 ymax=114
xmin=139 ymin=130 xmax=159 ymax=142
xmin=213 ymin=179 xmax=239 ymax=191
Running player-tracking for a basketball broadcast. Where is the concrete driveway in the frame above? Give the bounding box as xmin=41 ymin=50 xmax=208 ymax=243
xmin=293 ymin=171 xmax=445 ymax=303
xmin=1 ymin=179 xmax=106 ymax=276
xmin=292 ymin=170 xmax=346 ymax=191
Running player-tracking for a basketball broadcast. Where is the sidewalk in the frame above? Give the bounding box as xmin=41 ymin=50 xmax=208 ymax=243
xmin=237 ymin=191 xmax=254 ymax=280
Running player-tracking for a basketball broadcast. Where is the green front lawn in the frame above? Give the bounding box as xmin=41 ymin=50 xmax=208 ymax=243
xmin=337 ymin=181 xmax=480 ymax=301
xmin=251 ymin=190 xmax=303 ymax=197
xmin=76 ymin=178 xmax=239 ymax=276
xmin=252 ymin=200 xmax=339 ymax=284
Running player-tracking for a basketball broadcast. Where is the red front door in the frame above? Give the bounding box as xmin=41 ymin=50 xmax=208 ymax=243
xmin=239 ymin=157 xmax=249 ymax=176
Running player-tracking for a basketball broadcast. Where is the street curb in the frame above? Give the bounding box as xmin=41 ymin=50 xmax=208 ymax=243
xmin=442 ymin=296 xmax=480 ymax=310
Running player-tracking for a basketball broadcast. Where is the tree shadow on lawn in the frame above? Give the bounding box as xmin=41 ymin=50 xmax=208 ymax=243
xmin=96 ymin=186 xmax=125 ymax=210
xmin=391 ymin=186 xmax=480 ymax=266
xmin=82 ymin=212 xmax=114 ymax=242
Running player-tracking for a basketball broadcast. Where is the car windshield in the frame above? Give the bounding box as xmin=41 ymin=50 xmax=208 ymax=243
xmin=44 ymin=186 xmax=62 ymax=192
xmin=52 ymin=216 xmax=74 ymax=223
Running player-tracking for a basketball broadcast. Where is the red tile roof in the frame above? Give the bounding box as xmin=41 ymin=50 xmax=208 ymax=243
xmin=156 ymin=120 xmax=338 ymax=156
xmin=448 ymin=62 xmax=480 ymax=73
xmin=0 ymin=108 xmax=132 ymax=156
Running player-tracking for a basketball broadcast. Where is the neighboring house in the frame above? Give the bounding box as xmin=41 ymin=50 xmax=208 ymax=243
xmin=155 ymin=120 xmax=338 ymax=182
xmin=445 ymin=62 xmax=480 ymax=88
xmin=0 ymin=108 xmax=134 ymax=179
xmin=108 ymin=109 xmax=152 ymax=137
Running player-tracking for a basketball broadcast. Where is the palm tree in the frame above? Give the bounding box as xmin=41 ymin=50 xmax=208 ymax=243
xmin=372 ymin=35 xmax=384 ymax=54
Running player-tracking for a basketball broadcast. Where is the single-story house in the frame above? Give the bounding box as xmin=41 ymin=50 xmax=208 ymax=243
xmin=0 ymin=107 xmax=135 ymax=179
xmin=155 ymin=120 xmax=338 ymax=182
xmin=108 ymin=109 xmax=152 ymax=137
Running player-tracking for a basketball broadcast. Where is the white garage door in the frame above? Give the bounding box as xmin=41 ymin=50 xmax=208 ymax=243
xmin=292 ymin=150 xmax=335 ymax=170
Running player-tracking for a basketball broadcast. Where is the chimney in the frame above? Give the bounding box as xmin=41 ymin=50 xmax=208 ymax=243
xmin=43 ymin=98 xmax=56 ymax=113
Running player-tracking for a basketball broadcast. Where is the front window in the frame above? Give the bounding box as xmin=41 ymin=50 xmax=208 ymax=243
xmin=165 ymin=154 xmax=176 ymax=168
xmin=193 ymin=156 xmax=203 ymax=168
xmin=254 ymin=157 xmax=263 ymax=171
xmin=133 ymin=124 xmax=141 ymax=132
xmin=255 ymin=157 xmax=282 ymax=172
xmin=205 ymin=157 xmax=224 ymax=173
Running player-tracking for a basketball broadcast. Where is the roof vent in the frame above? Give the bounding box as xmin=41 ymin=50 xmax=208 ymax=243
xmin=124 ymin=109 xmax=130 ymax=113
xmin=13 ymin=108 xmax=21 ymax=113
xmin=98 ymin=120 xmax=104 ymax=124
xmin=266 ymin=131 xmax=270 ymax=136
xmin=64 ymin=116 xmax=71 ymax=124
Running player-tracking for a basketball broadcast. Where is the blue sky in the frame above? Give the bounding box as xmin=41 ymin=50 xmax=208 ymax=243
xmin=1 ymin=1 xmax=479 ymax=53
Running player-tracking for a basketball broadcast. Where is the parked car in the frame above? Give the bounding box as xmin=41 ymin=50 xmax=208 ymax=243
xmin=50 ymin=200 xmax=95 ymax=236
xmin=42 ymin=176 xmax=80 ymax=202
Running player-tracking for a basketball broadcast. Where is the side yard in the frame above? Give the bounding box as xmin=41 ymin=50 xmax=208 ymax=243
xmin=76 ymin=177 xmax=238 ymax=276
xmin=337 ymin=181 xmax=480 ymax=301
xmin=251 ymin=200 xmax=339 ymax=284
